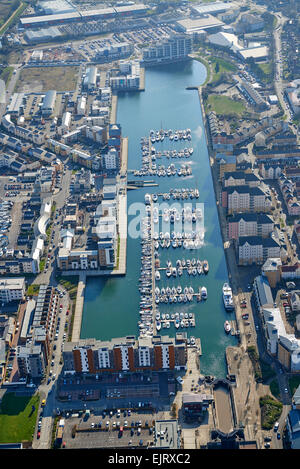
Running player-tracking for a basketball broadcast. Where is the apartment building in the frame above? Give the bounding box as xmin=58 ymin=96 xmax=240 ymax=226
xmin=103 ymin=148 xmax=119 ymax=173
xmin=238 ymin=236 xmax=281 ymax=265
xmin=110 ymin=60 xmax=141 ymax=90
xmin=58 ymin=193 xmax=118 ymax=271
xmin=62 ymin=335 xmax=187 ymax=375
xmin=17 ymin=342 xmax=46 ymax=379
xmin=258 ymin=162 xmax=282 ymax=180
xmin=221 ymin=185 xmax=271 ymax=214
xmin=227 ymin=212 xmax=274 ymax=240
xmin=16 ymin=285 xmax=58 ymax=380
xmin=142 ymin=35 xmax=192 ymax=65
xmin=0 ymin=278 xmax=25 ymax=303
xmin=223 ymin=170 xmax=260 ymax=188
xmin=95 ymin=42 xmax=134 ymax=62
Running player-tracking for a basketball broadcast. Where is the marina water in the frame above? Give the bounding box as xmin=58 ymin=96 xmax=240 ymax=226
xmin=80 ymin=60 xmax=236 ymax=378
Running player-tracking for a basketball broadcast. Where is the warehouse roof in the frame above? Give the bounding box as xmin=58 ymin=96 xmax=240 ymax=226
xmin=176 ymin=15 xmax=224 ymax=33
xmin=20 ymin=11 xmax=80 ymax=25
xmin=191 ymin=2 xmax=239 ymax=16
xmin=238 ymin=46 xmax=268 ymax=60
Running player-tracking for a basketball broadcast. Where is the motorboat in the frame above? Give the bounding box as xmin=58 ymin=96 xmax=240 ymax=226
xmin=201 ymin=286 xmax=207 ymax=300
xmin=224 ymin=320 xmax=231 ymax=334
xmin=222 ymin=283 xmax=235 ymax=311
xmin=203 ymin=260 xmax=209 ymax=274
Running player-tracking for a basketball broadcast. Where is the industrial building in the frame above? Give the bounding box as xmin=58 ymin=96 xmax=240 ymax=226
xmin=37 ymin=0 xmax=77 ymax=15
xmin=176 ymin=15 xmax=224 ymax=35
xmin=19 ymin=4 xmax=149 ymax=28
xmin=24 ymin=26 xmax=62 ymax=43
xmin=237 ymin=46 xmax=268 ymax=61
xmin=191 ymin=2 xmax=239 ymax=17
xmin=208 ymin=31 xmax=268 ymax=62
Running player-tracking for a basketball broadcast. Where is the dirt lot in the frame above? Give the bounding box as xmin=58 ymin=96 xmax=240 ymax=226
xmin=15 ymin=66 xmax=80 ymax=93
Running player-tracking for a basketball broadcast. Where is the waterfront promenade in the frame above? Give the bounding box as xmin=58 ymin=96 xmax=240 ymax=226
xmin=120 ymin=136 xmax=128 ymax=177
xmin=72 ymin=271 xmax=86 ymax=342
xmin=110 ymin=93 xmax=118 ymax=124
xmin=139 ymin=67 xmax=145 ymax=91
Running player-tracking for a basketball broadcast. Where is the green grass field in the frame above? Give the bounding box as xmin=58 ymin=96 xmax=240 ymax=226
xmin=0 ymin=393 xmax=39 ymax=443
xmin=210 ymin=57 xmax=237 ymax=83
xmin=207 ymin=94 xmax=246 ymax=116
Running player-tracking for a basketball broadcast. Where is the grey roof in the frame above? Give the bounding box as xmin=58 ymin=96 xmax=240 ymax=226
xmin=154 ymin=420 xmax=180 ymax=449
xmin=239 ymin=236 xmax=277 ymax=247
xmin=254 ymin=275 xmax=274 ymax=307
xmin=229 ymin=212 xmax=273 ymax=224
xmin=42 ymin=90 xmax=57 ymax=111
xmin=225 ymin=185 xmax=264 ymax=196
xmin=294 ymin=384 xmax=300 ymax=405
xmin=288 ymin=409 xmax=300 ymax=449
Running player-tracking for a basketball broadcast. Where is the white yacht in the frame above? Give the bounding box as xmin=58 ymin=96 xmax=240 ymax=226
xmin=201 ymin=286 xmax=207 ymax=300
xmin=224 ymin=320 xmax=231 ymax=334
xmin=222 ymin=283 xmax=234 ymax=311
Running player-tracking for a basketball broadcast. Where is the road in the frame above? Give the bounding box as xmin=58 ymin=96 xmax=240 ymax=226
xmin=32 ymin=288 xmax=70 ymax=449
xmin=273 ymin=13 xmax=292 ymax=123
